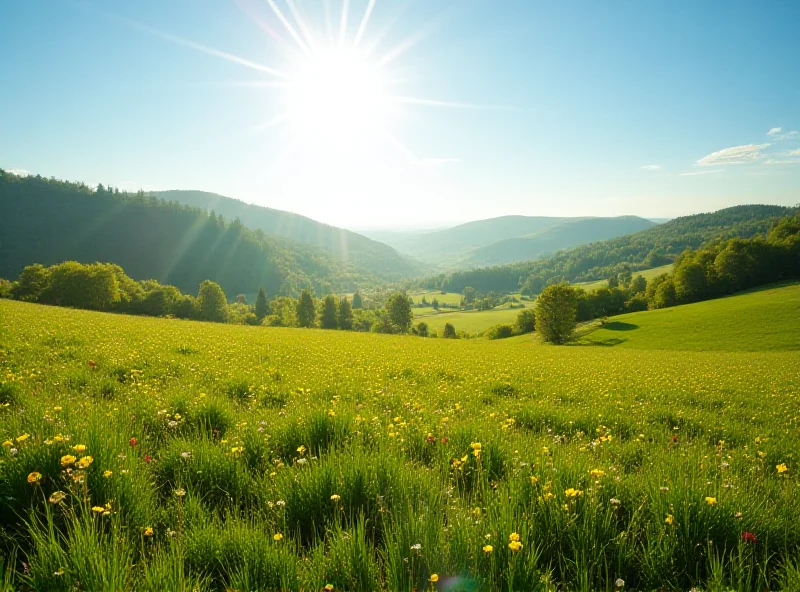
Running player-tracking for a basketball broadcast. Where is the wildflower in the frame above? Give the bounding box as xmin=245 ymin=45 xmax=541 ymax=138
xmin=103 ymin=470 xmax=113 ymax=478
xmin=297 ymin=458 xmax=308 ymax=465
xmin=609 ymin=498 xmax=621 ymax=507
xmin=181 ymin=451 xmax=192 ymax=459
xmin=276 ymin=500 xmax=285 ymax=506
xmin=9 ymin=448 xmax=17 ymax=456
xmin=665 ymin=514 xmax=674 ymax=525
xmin=2 ymin=440 xmax=12 ymax=447
xmin=60 ymin=454 xmax=77 ymax=467
xmin=564 ymin=488 xmax=583 ymax=498
xmin=175 ymin=488 xmax=186 ymax=497
xmin=429 ymin=574 xmax=439 ymax=583
xmin=49 ymin=491 xmax=67 ymax=504
xmin=16 ymin=433 xmax=30 ymax=443
xmin=53 ymin=406 xmax=62 ymax=412
xmin=508 ymin=541 xmax=523 ymax=552
xmin=143 ymin=454 xmax=152 ymax=463
xmin=73 ymin=444 xmax=86 ymax=453
xmin=27 ymin=472 xmax=42 ymax=484
xmin=705 ymin=497 xmax=717 ymax=506
xmin=324 ymin=585 xmax=334 ymax=591
xmin=530 ymin=476 xmax=538 ymax=485
xmin=77 ymin=456 xmax=93 ymax=469
xmin=410 ymin=543 xmax=422 ymax=551
xmin=143 ymin=527 xmax=153 ymax=536
xmin=615 ymin=578 xmax=625 ymax=588
xmin=273 ymin=533 xmax=283 ymax=541
xmin=88 ymin=360 xmax=96 ymax=369
xmin=590 ymin=469 xmax=606 ymax=479
xmin=54 ymin=567 xmax=65 ymax=576
xmin=777 ymin=463 xmax=788 ymax=474
xmin=509 ymin=532 xmax=520 ymax=542
xmin=330 ymin=494 xmax=341 ymax=501
xmin=91 ymin=506 xmax=105 ymax=514
xmin=742 ymin=531 xmax=757 ymax=544
xmin=129 ymin=438 xmax=137 ymax=447
xmin=297 ymin=445 xmax=306 ymax=456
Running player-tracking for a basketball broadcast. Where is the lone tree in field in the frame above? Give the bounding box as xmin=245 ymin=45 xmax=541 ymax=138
xmin=386 ymin=292 xmax=413 ymax=333
xmin=197 ymin=280 xmax=229 ymax=323
xmin=534 ymin=283 xmax=578 ymax=344
xmin=296 ymin=289 xmax=316 ymax=328
xmin=320 ymin=294 xmax=338 ymax=329
xmin=351 ymin=291 xmax=363 ymax=309
xmin=442 ymin=322 xmax=457 ymax=339
xmin=255 ymin=287 xmax=269 ymax=322
xmin=337 ymin=297 xmax=353 ymax=330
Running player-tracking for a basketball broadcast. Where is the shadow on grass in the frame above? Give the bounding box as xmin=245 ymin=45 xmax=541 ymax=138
xmin=569 ymin=337 xmax=627 ymax=347
xmin=602 ymin=321 xmax=639 ymax=332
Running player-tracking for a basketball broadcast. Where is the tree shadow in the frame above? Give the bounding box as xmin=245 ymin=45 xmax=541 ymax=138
xmin=569 ymin=337 xmax=627 ymax=347
xmin=602 ymin=321 xmax=639 ymax=332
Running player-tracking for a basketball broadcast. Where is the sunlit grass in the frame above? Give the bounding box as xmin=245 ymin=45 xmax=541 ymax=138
xmin=0 ymin=296 xmax=798 ymax=590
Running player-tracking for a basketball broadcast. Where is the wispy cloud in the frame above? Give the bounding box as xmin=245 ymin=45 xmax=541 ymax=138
xmin=764 ymin=159 xmax=800 ymax=165
xmin=766 ymin=128 xmax=798 ymax=141
xmin=417 ymin=158 xmax=460 ymax=167
xmin=696 ymin=144 xmax=770 ymax=166
xmin=767 ymin=127 xmax=782 ymax=136
xmin=789 ymin=149 xmax=800 ymax=156
xmin=680 ymin=169 xmax=724 ymax=177
xmin=641 ymin=164 xmax=661 ymax=170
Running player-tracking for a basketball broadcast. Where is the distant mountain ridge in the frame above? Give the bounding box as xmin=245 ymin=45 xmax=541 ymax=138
xmin=365 ymin=214 xmax=656 ymax=267
xmin=152 ymin=190 xmax=422 ymax=281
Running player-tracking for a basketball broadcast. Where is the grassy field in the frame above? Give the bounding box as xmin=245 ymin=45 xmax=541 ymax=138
xmin=410 ymin=291 xmax=464 ymax=306
xmin=1 ymin=295 xmax=799 ymax=591
xmin=576 ymin=282 xmax=800 ymax=351
xmin=576 ymin=264 xmax=673 ymax=292
xmin=414 ymin=303 xmax=529 ymax=335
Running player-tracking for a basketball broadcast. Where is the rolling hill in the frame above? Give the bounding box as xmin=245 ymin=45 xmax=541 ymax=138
xmin=464 ymin=216 xmax=656 ymax=266
xmin=0 ymin=171 xmax=375 ymax=297
xmin=575 ymin=282 xmax=800 ymax=351
xmin=153 ymin=190 xmax=422 ymax=281
xmin=416 ymin=204 xmax=798 ymax=293
xmin=366 ymin=215 xmax=656 ymax=266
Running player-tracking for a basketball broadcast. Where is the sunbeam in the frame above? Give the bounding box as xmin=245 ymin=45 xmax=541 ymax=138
xmin=266 ymin=0 xmax=312 ymax=56
xmin=353 ymin=0 xmax=376 ymax=49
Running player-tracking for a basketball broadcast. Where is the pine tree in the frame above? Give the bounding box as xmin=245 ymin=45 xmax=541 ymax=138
xmin=255 ymin=287 xmax=269 ymax=322
xmin=352 ymin=291 xmax=363 ymax=309
xmin=338 ymin=297 xmax=353 ymax=330
xmin=320 ymin=294 xmax=338 ymax=329
xmin=296 ymin=289 xmax=316 ymax=327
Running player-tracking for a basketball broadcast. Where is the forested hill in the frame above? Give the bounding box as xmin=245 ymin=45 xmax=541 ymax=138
xmin=153 ymin=190 xmax=421 ymax=281
xmin=464 ymin=216 xmax=656 ymax=266
xmin=413 ymin=204 xmax=798 ymax=293
xmin=0 ymin=171 xmax=374 ymax=296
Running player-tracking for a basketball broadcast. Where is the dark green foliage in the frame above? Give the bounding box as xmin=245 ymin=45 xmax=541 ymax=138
xmin=630 ymin=275 xmax=647 ymax=294
xmin=415 ymin=321 xmax=428 ymax=337
xmin=10 ymin=264 xmax=51 ymax=302
xmin=296 ymin=289 xmax=316 ymax=328
xmin=197 ymin=280 xmax=229 ymax=323
xmin=385 ymin=292 xmax=412 ymax=333
xmin=485 ymin=324 xmax=514 ymax=340
xmin=442 ymin=323 xmax=457 ymax=339
xmin=337 ymin=297 xmax=353 ymax=330
xmin=535 ymin=284 xmax=579 ymax=344
xmin=351 ymin=291 xmax=363 ymax=309
xmin=514 ymin=308 xmax=536 ymax=334
xmin=0 ymin=171 xmax=373 ymax=296
xmin=255 ymin=287 xmax=269 ymax=322
xmin=320 ymin=295 xmax=338 ymax=329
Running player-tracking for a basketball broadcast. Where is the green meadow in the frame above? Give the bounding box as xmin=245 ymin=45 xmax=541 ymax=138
xmin=1 ymin=288 xmax=799 ymax=591
xmin=575 ymin=264 xmax=674 ymax=292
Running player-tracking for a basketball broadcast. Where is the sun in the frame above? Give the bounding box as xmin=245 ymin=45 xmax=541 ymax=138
xmin=284 ymin=46 xmax=390 ymax=146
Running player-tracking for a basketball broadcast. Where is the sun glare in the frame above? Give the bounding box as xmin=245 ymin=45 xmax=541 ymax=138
xmin=285 ymin=47 xmax=389 ymax=145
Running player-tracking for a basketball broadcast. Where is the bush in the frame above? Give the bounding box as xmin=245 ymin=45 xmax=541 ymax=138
xmin=415 ymin=321 xmax=429 ymax=337
xmin=485 ymin=324 xmax=514 ymax=340
xmin=442 ymin=323 xmax=457 ymax=339
xmin=514 ymin=309 xmax=536 ymax=334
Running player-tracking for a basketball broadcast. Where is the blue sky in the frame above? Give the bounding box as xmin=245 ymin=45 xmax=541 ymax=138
xmin=1 ymin=0 xmax=798 ymax=228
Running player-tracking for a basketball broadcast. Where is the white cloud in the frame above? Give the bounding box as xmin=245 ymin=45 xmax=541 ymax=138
xmin=641 ymin=164 xmax=661 ymax=170
xmin=696 ymin=144 xmax=770 ymax=166
xmin=5 ymin=168 xmax=29 ymax=177
xmin=767 ymin=127 xmax=782 ymax=136
xmin=764 ymin=158 xmax=800 ymax=165
xmin=417 ymin=158 xmax=460 ymax=167
xmin=789 ymin=149 xmax=800 ymax=156
xmin=680 ymin=169 xmax=724 ymax=177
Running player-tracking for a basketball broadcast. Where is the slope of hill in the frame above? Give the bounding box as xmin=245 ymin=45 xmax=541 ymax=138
xmin=576 ymin=282 xmax=800 ymax=351
xmin=465 ymin=216 xmax=656 ymax=266
xmin=154 ymin=190 xmax=422 ymax=281
xmin=416 ymin=204 xmax=797 ymax=293
xmin=0 ymin=171 xmax=374 ymax=296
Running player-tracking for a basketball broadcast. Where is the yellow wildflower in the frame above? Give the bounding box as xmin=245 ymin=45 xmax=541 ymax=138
xmin=530 ymin=476 xmax=538 ymax=485
xmin=27 ymin=472 xmax=42 ymax=484
xmin=565 ymin=488 xmax=583 ymax=498
xmin=705 ymin=497 xmax=717 ymax=506
xmin=429 ymin=574 xmax=439 ymax=583
xmin=777 ymin=463 xmax=788 ymax=474
xmin=16 ymin=433 xmax=30 ymax=443
xmin=143 ymin=526 xmax=153 ymax=536
xmin=73 ymin=444 xmax=87 ymax=453
xmin=482 ymin=544 xmax=493 ymax=553
xmin=273 ymin=533 xmax=283 ymax=541
xmin=665 ymin=514 xmax=674 ymax=525
xmin=590 ymin=469 xmax=606 ymax=479
xmin=91 ymin=506 xmax=105 ymax=514
xmin=103 ymin=470 xmax=113 ymax=478
xmin=330 ymin=494 xmax=341 ymax=501
xmin=509 ymin=532 xmax=520 ymax=542
xmin=60 ymin=455 xmax=77 ymax=467
xmin=77 ymin=456 xmax=93 ymax=469
xmin=508 ymin=541 xmax=523 ymax=552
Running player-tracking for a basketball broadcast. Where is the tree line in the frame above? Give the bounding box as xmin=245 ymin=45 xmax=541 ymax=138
xmin=531 ymin=212 xmax=800 ymax=344
xmin=411 ymin=205 xmax=797 ymax=294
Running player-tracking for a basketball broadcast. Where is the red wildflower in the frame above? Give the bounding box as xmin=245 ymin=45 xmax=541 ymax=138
xmin=144 ymin=454 xmax=152 ymax=463
xmin=672 ymin=435 xmax=678 ymax=443
xmin=441 ymin=438 xmax=448 ymax=444
xmin=88 ymin=360 xmax=96 ymax=369
xmin=426 ymin=435 xmax=436 ymax=444
xmin=742 ymin=532 xmax=757 ymax=544
xmin=130 ymin=438 xmax=137 ymax=447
